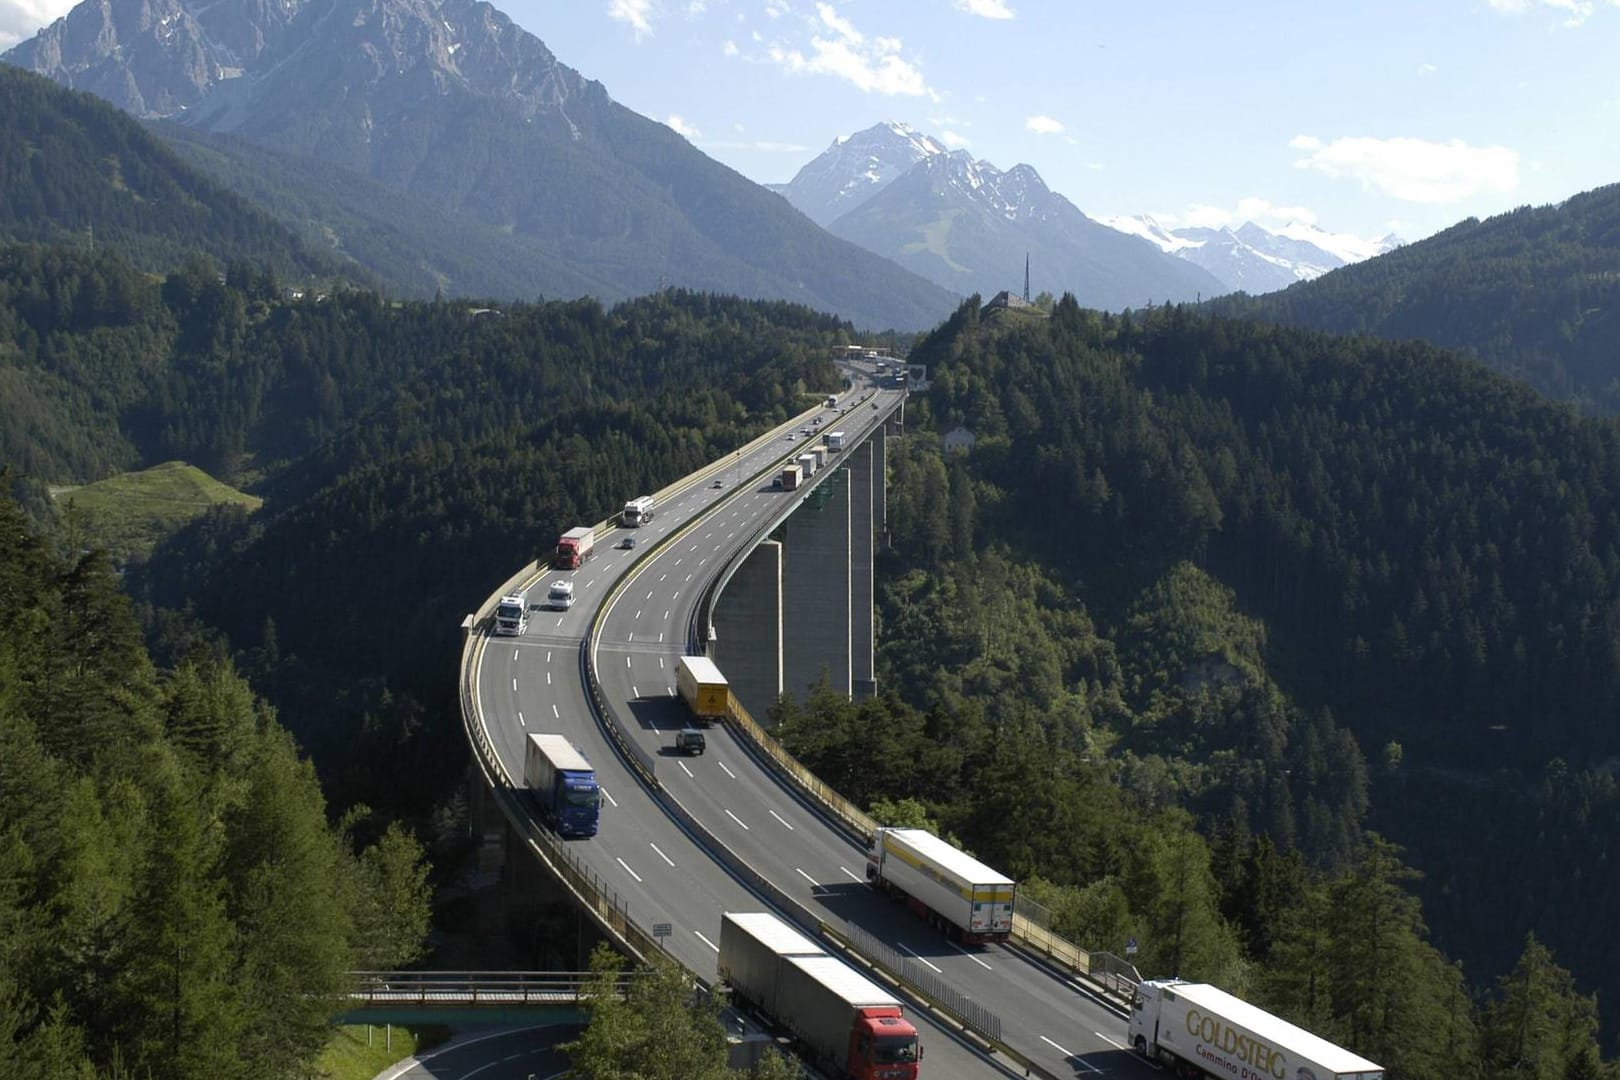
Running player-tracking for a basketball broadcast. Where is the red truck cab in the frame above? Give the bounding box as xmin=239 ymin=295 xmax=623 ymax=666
xmin=850 ymin=1008 xmax=921 ymax=1080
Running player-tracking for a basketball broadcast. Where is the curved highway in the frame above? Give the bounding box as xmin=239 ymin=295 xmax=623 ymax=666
xmin=472 ymin=362 xmax=1149 ymax=1078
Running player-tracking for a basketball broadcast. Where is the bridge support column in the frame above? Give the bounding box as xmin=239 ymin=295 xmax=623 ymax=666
xmin=712 ymin=539 xmax=783 ymax=724
xmin=782 ymin=467 xmax=851 ymax=703
xmin=848 ymin=440 xmax=877 ymax=702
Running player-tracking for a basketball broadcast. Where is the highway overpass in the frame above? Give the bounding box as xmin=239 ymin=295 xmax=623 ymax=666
xmin=459 ymin=359 xmax=1147 ymax=1079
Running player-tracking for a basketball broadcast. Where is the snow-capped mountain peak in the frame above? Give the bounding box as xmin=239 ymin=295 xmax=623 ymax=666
xmin=769 ymin=119 xmax=947 ymax=227
xmin=1102 ymin=215 xmax=1403 ymax=295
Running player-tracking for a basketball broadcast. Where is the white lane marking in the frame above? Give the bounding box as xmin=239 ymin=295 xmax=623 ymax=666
xmin=646 ymin=590 xmax=654 ymax=600
xmin=897 ymin=943 xmax=943 ymax=973
xmin=628 ymin=632 xmax=635 ymax=642
xmin=650 ymin=843 xmax=675 ymax=867
xmin=664 ymin=610 xmax=670 ymax=620
xmin=601 ymin=788 xmax=618 ymax=808
xmin=632 ymin=686 xmax=640 ymax=698
xmin=724 ymin=809 xmax=750 ymax=830
xmin=679 ymin=762 xmax=694 ymax=778
xmin=686 ymin=573 xmax=693 ymax=582
xmin=616 ymin=858 xmax=642 ymax=883
xmin=659 ymin=632 xmax=665 ymax=643
xmin=634 ymin=610 xmax=641 ymax=620
xmin=546 ymin=671 xmax=552 ymax=685
xmin=547 ymin=651 xmax=552 ymax=662
xmin=839 ymin=866 xmax=862 ymax=883
xmin=587 ymin=579 xmax=595 ymax=589
xmin=949 ymin=941 xmax=992 ymax=970
xmin=672 ymin=592 xmax=680 ymax=601
xmin=717 ymin=760 xmax=736 ymax=779
xmin=1093 ymin=1031 xmax=1127 ymax=1050
xmin=552 ymin=704 xmax=560 ymax=718
xmin=700 ymin=558 xmax=707 ymax=566
xmin=518 ymin=712 xmax=525 ymax=727
xmin=668 ymin=687 xmax=676 ymax=696
xmin=695 ymin=931 xmax=719 ymax=953
xmin=795 ymin=867 xmax=821 ymax=888
xmin=512 ymin=678 xmax=517 ymax=691
xmin=510 ymin=653 xmax=516 ymax=665
xmin=659 ymin=657 xmax=665 ymax=669
xmin=626 ymin=656 xmax=632 ymax=668
xmin=659 ymin=574 xmax=667 ymax=582
xmin=768 ymin=810 xmax=795 ymax=830
xmin=556 ymin=617 xmax=564 ymax=627
xmin=1040 ymin=1036 xmax=1075 ymax=1058
xmin=675 ymin=558 xmax=683 ymax=566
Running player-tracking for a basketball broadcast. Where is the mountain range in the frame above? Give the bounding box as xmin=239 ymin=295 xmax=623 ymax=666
xmin=1106 ymin=214 xmax=1404 ymax=294
xmin=773 ymin=121 xmax=1224 ymax=310
xmin=772 ymin=120 xmax=1404 ymax=301
xmin=3 ymin=0 xmax=957 ymax=329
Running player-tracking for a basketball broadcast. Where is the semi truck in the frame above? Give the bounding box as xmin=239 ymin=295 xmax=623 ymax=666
xmin=555 ymin=526 xmax=595 ymax=569
xmin=546 ymin=579 xmax=575 ymax=610
xmin=676 ymin=655 xmax=729 ymax=724
xmin=623 ymin=495 xmax=656 ymax=527
xmin=493 ymin=592 xmax=528 ymax=635
xmin=781 ymin=464 xmax=803 ymax=491
xmin=865 ymin=827 xmax=1016 ymax=944
xmin=1130 ymin=979 xmax=1383 ymax=1080
xmin=720 ymin=912 xmax=921 ymax=1080
xmin=826 ymin=431 xmax=847 ymax=452
xmin=522 ymin=733 xmax=600 ymax=838
xmin=826 ymin=394 xmax=839 ymax=407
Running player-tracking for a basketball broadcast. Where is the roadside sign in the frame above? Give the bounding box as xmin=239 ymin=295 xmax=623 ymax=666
xmin=652 ymin=923 xmax=672 ymax=940
xmin=1125 ymin=937 xmax=1138 ymax=957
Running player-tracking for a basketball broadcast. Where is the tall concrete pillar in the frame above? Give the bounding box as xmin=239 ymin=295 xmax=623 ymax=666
xmin=711 ymin=539 xmax=783 ymax=724
xmin=871 ymin=425 xmax=887 ymax=546
xmin=782 ymin=468 xmax=851 ymax=702
xmin=847 ymin=441 xmax=877 ymax=701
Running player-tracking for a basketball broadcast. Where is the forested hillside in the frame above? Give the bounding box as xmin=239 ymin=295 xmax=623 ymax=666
xmin=807 ymin=295 xmax=1620 ymax=1057
xmin=129 ymin=289 xmax=849 ymax=813
xmin=0 ymin=66 xmax=342 ymax=287
xmin=0 ymin=491 xmax=431 ymax=1080
xmin=1212 ymin=183 xmax=1620 ymax=411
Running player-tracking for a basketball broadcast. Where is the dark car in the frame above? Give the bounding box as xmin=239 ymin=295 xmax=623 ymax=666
xmin=620 ymin=536 xmax=636 ymax=549
xmin=676 ymin=728 xmax=706 ymax=755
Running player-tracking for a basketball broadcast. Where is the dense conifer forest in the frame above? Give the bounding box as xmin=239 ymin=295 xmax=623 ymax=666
xmin=10 ymin=234 xmax=1620 ymax=1075
xmin=1212 ymin=183 xmax=1620 ymax=412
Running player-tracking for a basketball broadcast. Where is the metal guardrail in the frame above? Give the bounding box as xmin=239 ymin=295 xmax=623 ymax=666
xmin=830 ymin=923 xmax=1002 ymax=1044
xmin=348 ymin=970 xmax=638 ymax=1007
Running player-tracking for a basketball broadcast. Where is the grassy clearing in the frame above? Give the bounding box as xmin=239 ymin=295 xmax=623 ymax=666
xmin=317 ymin=1023 xmax=452 ymax=1080
xmin=52 ymin=460 xmax=261 ymax=563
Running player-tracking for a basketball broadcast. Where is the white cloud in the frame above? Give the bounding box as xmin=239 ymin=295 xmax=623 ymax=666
xmin=765 ymin=5 xmax=935 ymax=97
xmin=764 ymin=0 xmax=790 ymax=15
xmin=1485 ymin=0 xmax=1617 ymax=26
xmin=1419 ymin=62 xmax=1438 ymax=74
xmin=723 ymin=39 xmax=740 ymax=55
xmin=816 ymin=1 xmax=861 ymax=42
xmin=1025 ymin=114 xmax=1064 ymax=135
xmin=941 ymin=130 xmax=971 ymax=148
xmin=608 ymin=0 xmax=659 ymax=37
xmin=667 ymin=114 xmax=702 ymax=139
xmin=955 ymin=0 xmax=1015 ymax=18
xmin=1291 ymin=134 xmax=1520 ymax=203
xmin=1181 ymin=203 xmax=1235 ymax=229
xmin=0 ymin=0 xmax=75 ymax=49
xmin=1236 ymin=197 xmax=1317 ymax=225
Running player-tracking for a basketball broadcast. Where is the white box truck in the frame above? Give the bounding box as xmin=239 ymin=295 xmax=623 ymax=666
xmin=493 ymin=592 xmax=528 ymax=635
xmin=865 ymin=827 xmax=1015 ymax=944
xmin=719 ymin=912 xmax=920 ymax=1080
xmin=797 ymin=452 xmax=817 ymax=478
xmin=623 ymin=495 xmax=656 ymax=527
xmin=1130 ymin=979 xmax=1383 ymax=1080
xmin=826 ymin=431 xmax=847 ymax=452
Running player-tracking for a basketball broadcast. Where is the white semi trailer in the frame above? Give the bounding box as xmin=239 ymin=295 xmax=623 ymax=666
xmin=865 ymin=827 xmax=1015 ymax=944
xmin=1130 ymin=979 xmax=1383 ymax=1080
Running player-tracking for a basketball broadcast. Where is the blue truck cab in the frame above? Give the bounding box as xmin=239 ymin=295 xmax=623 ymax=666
xmin=523 ymin=733 xmax=600 ymax=837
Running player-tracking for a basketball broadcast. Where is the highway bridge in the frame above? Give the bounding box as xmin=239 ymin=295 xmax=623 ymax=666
xmin=459 ymin=358 xmax=1148 ymax=1079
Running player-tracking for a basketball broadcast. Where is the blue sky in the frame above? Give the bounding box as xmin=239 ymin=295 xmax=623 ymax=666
xmin=502 ymin=0 xmax=1620 ymax=244
xmin=3 ymin=0 xmax=1616 ymax=244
